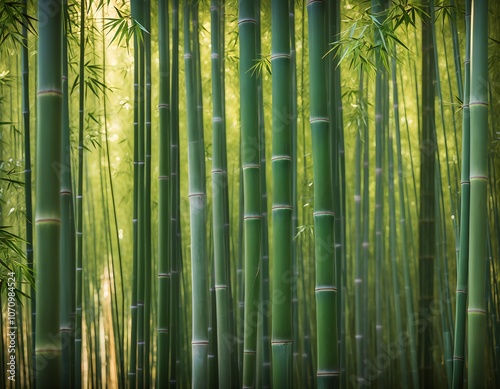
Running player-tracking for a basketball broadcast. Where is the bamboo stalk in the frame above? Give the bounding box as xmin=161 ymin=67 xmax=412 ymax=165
xmin=169 ymin=0 xmax=181 ymax=385
xmin=238 ymin=1 xmax=262 ymax=386
xmin=157 ymin=0 xmax=171 ymax=387
xmin=306 ymin=1 xmax=338 ymax=387
xmin=211 ymin=0 xmax=236 ymax=386
xmin=36 ymin=1 xmax=63 ymax=387
xmin=452 ymin=1 xmax=471 ymax=387
xmin=271 ymin=1 xmax=293 ymax=388
xmin=419 ymin=0 xmax=437 ymax=386
xmin=184 ymin=1 xmax=209 ymax=386
xmin=60 ymin=0 xmax=76 ymax=386
xmin=467 ymin=0 xmax=489 ymax=386
xmin=143 ymin=1 xmax=152 ymax=387
xmin=21 ymin=0 xmax=35 ymax=384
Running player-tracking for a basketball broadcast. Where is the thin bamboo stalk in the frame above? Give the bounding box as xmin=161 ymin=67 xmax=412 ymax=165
xmin=255 ymin=2 xmax=272 ymax=387
xmin=452 ymin=1 xmax=471 ymax=387
xmin=128 ymin=1 xmax=141 ymax=386
xmin=239 ymin=0 xmax=262 ymax=386
xmin=21 ymin=0 xmax=35 ymax=384
xmin=74 ymin=0 xmax=86 ymax=386
xmin=157 ymin=0 xmax=171 ymax=387
xmin=101 ymin=8 xmax=125 ymax=385
xmin=169 ymin=0 xmax=181 ymax=385
xmin=395 ymin=57 xmax=419 ymax=389
xmin=354 ymin=70 xmax=364 ymax=386
xmin=60 ymin=0 xmax=76 ymax=386
xmin=143 ymin=1 xmax=152 ymax=386
xmin=211 ymin=0 xmax=236 ymax=386
xmin=388 ymin=55 xmax=408 ymax=388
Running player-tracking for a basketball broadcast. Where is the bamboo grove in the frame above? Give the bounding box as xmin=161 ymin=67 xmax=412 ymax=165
xmin=0 ymin=0 xmax=500 ymax=388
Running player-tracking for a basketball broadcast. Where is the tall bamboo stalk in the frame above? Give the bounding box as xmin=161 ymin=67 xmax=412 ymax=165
xmin=131 ymin=0 xmax=146 ymax=386
xmin=21 ymin=0 xmax=34 ymax=384
xmin=467 ymin=0 xmax=489 ymax=386
xmin=36 ymin=0 xmax=63 ymax=387
xmin=184 ymin=1 xmax=209 ymax=386
xmin=419 ymin=1 xmax=437 ymax=386
xmin=128 ymin=0 xmax=141 ymax=386
xmin=254 ymin=2 xmax=272 ymax=387
xmin=169 ymin=0 xmax=181 ymax=384
xmin=307 ymin=1 xmax=338 ymax=387
xmin=289 ymin=1 xmax=300 ymax=385
xmin=271 ymin=0 xmax=292 ymax=388
xmin=395 ymin=58 xmax=419 ymax=389
xmin=143 ymin=1 xmax=152 ymax=386
xmin=61 ymin=0 xmax=76 ymax=386
xmin=74 ymin=0 xmax=86 ymax=387
xmin=354 ymin=69 xmax=364 ymax=385
xmin=371 ymin=2 xmax=388 ymax=386
xmin=389 ymin=55 xmax=408 ymax=387
xmin=452 ymin=1 xmax=471 ymax=387
xmin=157 ymin=0 xmax=171 ymax=387
xmin=211 ymin=0 xmax=236 ymax=386
xmin=239 ymin=1 xmax=262 ymax=386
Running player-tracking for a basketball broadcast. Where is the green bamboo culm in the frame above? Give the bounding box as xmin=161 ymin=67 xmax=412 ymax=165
xmin=394 ymin=59 xmax=419 ymax=389
xmin=157 ymin=0 xmax=171 ymax=387
xmin=169 ymin=0 xmax=181 ymax=383
xmin=74 ymin=0 xmax=86 ymax=387
xmin=211 ymin=0 xmax=236 ymax=387
xmin=61 ymin=0 xmax=76 ymax=386
xmin=184 ymin=1 xmax=209 ymax=386
xmin=306 ymin=1 xmax=338 ymax=387
xmin=239 ymin=0 xmax=262 ymax=386
xmin=255 ymin=3 xmax=272 ymax=387
xmin=21 ymin=0 xmax=35 ymax=383
xmin=419 ymin=0 xmax=437 ymax=386
xmin=128 ymin=0 xmax=141 ymax=385
xmin=452 ymin=0 xmax=471 ymax=387
xmin=36 ymin=0 xmax=63 ymax=387
xmin=270 ymin=0 xmax=293 ymax=387
xmin=143 ymin=1 xmax=153 ymax=386
xmin=467 ymin=0 xmax=489 ymax=387
xmin=132 ymin=0 xmax=146 ymax=385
